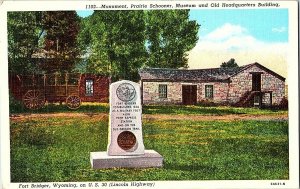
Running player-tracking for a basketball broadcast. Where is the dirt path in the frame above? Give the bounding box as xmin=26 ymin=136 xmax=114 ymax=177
xmin=10 ymin=112 xmax=288 ymax=121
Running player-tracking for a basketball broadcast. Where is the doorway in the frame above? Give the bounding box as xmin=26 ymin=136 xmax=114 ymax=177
xmin=182 ymin=85 xmax=197 ymax=105
xmin=252 ymin=73 xmax=261 ymax=91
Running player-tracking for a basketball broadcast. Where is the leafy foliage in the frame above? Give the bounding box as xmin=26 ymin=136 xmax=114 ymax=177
xmin=77 ymin=10 xmax=199 ymax=81
xmin=145 ymin=10 xmax=199 ymax=68
xmin=8 ymin=10 xmax=199 ymax=79
xmin=8 ymin=11 xmax=81 ymax=74
xmin=220 ymin=58 xmax=239 ymax=68
xmin=278 ymin=97 xmax=288 ymax=110
xmin=9 ymin=92 xmax=25 ymax=113
xmin=42 ymin=11 xmax=81 ymax=72
xmin=8 ymin=10 xmax=199 ymax=78
xmin=77 ymin=11 xmax=147 ymax=81
xmin=8 ymin=11 xmax=44 ymax=73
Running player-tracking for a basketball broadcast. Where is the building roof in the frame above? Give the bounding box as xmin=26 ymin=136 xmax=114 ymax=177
xmin=139 ymin=63 xmax=285 ymax=82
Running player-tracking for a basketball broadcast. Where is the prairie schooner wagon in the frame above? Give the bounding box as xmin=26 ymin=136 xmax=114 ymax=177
xmin=9 ymin=73 xmax=110 ymax=109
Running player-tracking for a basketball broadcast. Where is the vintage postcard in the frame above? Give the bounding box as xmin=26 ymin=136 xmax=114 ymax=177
xmin=0 ymin=1 xmax=299 ymax=189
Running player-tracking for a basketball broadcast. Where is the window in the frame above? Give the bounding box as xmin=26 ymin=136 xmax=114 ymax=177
xmin=159 ymin=84 xmax=167 ymax=98
xmin=205 ymin=85 xmax=213 ymax=99
xmin=85 ymin=79 xmax=94 ymax=96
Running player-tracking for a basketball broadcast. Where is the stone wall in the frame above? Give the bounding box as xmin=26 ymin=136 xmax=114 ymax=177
xmin=142 ymin=81 xmax=229 ymax=105
xmin=228 ymin=65 xmax=285 ymax=105
xmin=262 ymin=74 xmax=285 ymax=105
xmin=198 ymin=82 xmax=229 ymax=103
xmin=142 ymin=81 xmax=183 ymax=104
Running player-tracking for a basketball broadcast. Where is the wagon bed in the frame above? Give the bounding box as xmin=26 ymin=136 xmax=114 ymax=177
xmin=13 ymin=73 xmax=82 ymax=109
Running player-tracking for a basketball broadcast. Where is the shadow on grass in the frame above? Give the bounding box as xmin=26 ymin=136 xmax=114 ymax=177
xmin=164 ymin=162 xmax=217 ymax=172
xmin=10 ymin=101 xmax=286 ymax=116
xmin=10 ymin=103 xmax=109 ymax=114
xmin=143 ymin=105 xmax=245 ymax=115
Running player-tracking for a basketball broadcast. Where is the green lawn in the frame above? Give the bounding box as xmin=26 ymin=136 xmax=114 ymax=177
xmin=10 ymin=114 xmax=288 ymax=182
xmin=10 ymin=102 xmax=287 ymax=115
xmin=143 ymin=104 xmax=287 ymax=115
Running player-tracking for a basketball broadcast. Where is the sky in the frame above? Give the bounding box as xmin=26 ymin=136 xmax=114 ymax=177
xmin=188 ymin=9 xmax=289 ymax=80
xmin=76 ymin=10 xmax=93 ymax=18
xmin=189 ymin=9 xmax=288 ymax=42
xmin=76 ymin=9 xmax=289 ymax=80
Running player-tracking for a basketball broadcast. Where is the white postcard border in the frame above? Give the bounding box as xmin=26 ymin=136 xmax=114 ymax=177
xmin=0 ymin=1 xmax=298 ymax=189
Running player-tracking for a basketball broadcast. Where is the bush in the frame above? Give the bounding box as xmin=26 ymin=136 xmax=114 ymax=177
xmin=270 ymin=97 xmax=288 ymax=110
xmin=279 ymin=97 xmax=288 ymax=110
xmin=9 ymin=92 xmax=24 ymax=113
xmin=197 ymin=99 xmax=217 ymax=107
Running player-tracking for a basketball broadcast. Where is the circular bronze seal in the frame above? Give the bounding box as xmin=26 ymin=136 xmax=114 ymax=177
xmin=116 ymin=83 xmax=136 ymax=102
xmin=117 ymin=131 xmax=136 ymax=151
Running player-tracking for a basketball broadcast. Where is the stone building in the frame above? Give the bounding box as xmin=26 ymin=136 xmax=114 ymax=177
xmin=139 ymin=63 xmax=285 ymax=107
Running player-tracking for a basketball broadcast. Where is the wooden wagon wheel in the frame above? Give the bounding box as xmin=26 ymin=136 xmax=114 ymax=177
xmin=23 ymin=90 xmax=45 ymax=110
xmin=66 ymin=95 xmax=81 ymax=109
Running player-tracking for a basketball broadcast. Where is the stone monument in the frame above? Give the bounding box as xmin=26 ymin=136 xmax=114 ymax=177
xmin=90 ymin=80 xmax=163 ymax=169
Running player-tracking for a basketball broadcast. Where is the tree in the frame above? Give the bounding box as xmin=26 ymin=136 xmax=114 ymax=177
xmin=145 ymin=10 xmax=199 ymax=68
xmin=42 ymin=11 xmax=81 ymax=72
xmin=8 ymin=11 xmax=44 ymax=73
xmin=77 ymin=10 xmax=199 ymax=80
xmin=8 ymin=11 xmax=81 ymax=74
xmin=77 ymin=11 xmax=147 ymax=81
xmin=220 ymin=58 xmax=239 ymax=68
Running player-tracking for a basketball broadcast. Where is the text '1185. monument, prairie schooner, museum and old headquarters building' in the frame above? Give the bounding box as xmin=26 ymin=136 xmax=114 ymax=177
xmin=139 ymin=62 xmax=286 ymax=107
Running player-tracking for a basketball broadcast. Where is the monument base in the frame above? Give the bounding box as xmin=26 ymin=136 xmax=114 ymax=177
xmin=90 ymin=150 xmax=163 ymax=169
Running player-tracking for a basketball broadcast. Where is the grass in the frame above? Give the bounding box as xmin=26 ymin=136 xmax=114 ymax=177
xmin=143 ymin=105 xmax=287 ymax=115
xmin=10 ymin=115 xmax=288 ymax=182
xmin=10 ymin=102 xmax=287 ymax=116
xmin=9 ymin=102 xmax=110 ymax=114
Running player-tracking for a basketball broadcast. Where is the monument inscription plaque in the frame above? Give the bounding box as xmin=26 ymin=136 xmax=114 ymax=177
xmin=90 ymin=80 xmax=163 ymax=169
xmin=107 ymin=80 xmax=145 ymax=155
